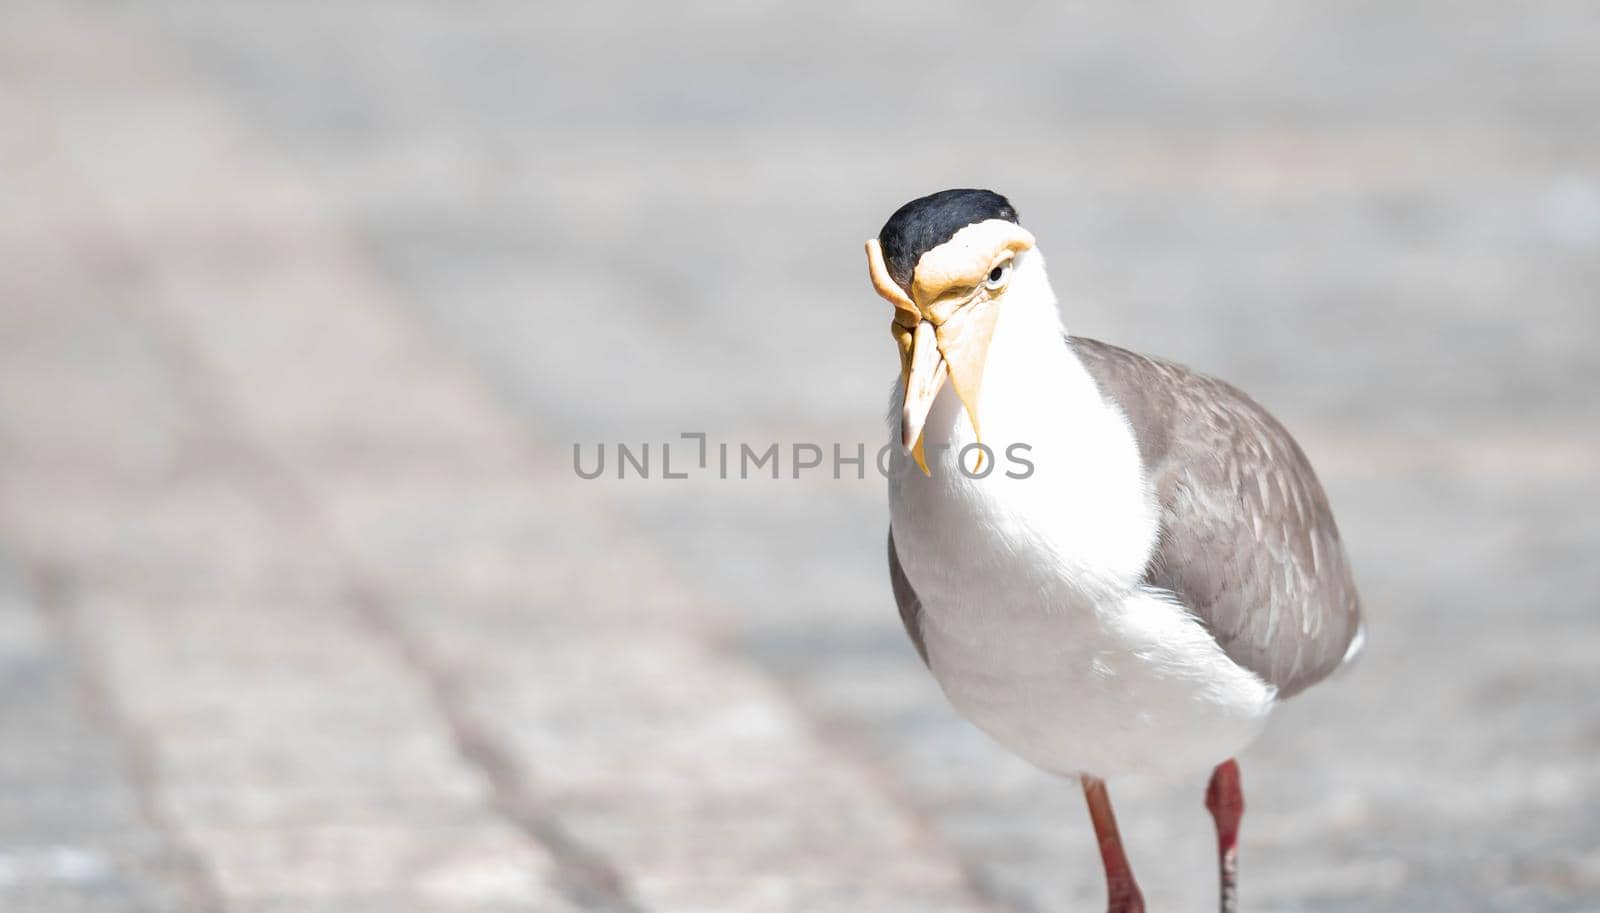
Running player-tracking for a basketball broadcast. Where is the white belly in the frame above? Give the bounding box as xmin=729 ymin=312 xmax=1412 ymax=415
xmin=912 ymin=574 xmax=1275 ymax=779
xmin=887 ymin=328 xmax=1275 ymax=780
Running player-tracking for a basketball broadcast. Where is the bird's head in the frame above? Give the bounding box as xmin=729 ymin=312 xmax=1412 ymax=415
xmin=865 ymin=189 xmax=1036 ymax=475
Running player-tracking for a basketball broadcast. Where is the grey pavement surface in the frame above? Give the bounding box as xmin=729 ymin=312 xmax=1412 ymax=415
xmin=2 ymin=1 xmax=1599 ymax=911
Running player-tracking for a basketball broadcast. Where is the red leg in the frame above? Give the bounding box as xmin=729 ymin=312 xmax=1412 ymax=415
xmin=1205 ymin=759 xmax=1245 ymax=913
xmin=1082 ymin=776 xmax=1145 ymax=913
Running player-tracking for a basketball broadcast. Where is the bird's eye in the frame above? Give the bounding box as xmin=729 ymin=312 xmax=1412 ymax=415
xmin=984 ymin=260 xmax=1011 ymax=291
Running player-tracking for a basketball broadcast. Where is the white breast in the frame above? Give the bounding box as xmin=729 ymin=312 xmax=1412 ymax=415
xmin=887 ymin=255 xmax=1275 ymax=779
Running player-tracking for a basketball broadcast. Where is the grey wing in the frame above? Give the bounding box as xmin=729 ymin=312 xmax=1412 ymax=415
xmin=1071 ymin=337 xmax=1363 ymax=698
xmin=888 ymin=531 xmax=930 ymax=665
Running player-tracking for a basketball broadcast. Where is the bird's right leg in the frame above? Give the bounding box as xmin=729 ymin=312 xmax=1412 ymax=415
xmin=1205 ymin=758 xmax=1245 ymax=913
xmin=1082 ymin=776 xmax=1145 ymax=913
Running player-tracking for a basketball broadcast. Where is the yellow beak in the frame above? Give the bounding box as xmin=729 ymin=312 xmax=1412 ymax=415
xmin=900 ymin=319 xmax=946 ymax=465
xmin=901 ymin=304 xmax=1000 ymax=475
xmin=868 ymin=234 xmax=1009 ymax=476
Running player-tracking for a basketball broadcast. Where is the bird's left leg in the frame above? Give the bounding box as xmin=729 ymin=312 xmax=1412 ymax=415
xmin=1082 ymin=776 xmax=1144 ymax=913
xmin=1205 ymin=758 xmax=1244 ymax=913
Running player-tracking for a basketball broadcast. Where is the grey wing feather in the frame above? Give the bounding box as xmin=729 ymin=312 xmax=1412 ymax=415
xmin=888 ymin=531 xmax=930 ymax=665
xmin=1071 ymin=336 xmax=1363 ymax=698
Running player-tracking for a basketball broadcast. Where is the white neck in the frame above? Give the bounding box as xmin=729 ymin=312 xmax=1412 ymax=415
xmin=888 ymin=249 xmax=1158 ymax=597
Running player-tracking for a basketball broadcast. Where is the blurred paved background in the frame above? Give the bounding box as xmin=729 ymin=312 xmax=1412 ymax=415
xmin=2 ymin=1 xmax=1598 ymax=911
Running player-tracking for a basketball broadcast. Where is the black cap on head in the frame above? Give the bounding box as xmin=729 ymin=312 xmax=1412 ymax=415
xmin=877 ymin=189 xmax=1019 ymax=292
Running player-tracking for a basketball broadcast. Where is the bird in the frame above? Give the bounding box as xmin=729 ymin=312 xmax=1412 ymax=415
xmin=865 ymin=189 xmax=1363 ymax=913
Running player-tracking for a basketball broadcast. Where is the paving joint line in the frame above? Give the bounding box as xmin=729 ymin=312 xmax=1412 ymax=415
xmin=26 ymin=560 xmax=231 ymax=913
xmin=349 ymin=585 xmax=646 ymax=913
